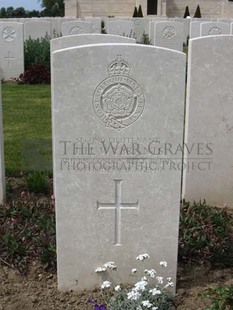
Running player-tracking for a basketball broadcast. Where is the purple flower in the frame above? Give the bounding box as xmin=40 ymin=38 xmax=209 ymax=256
xmin=94 ymin=305 xmax=106 ymax=310
xmin=88 ymin=297 xmax=106 ymax=310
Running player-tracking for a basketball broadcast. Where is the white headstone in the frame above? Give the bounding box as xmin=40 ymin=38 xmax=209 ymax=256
xmin=217 ymin=18 xmax=232 ymax=24
xmin=50 ymin=18 xmax=62 ymax=38
xmin=24 ymin=20 xmax=51 ymax=40
xmin=183 ymin=35 xmax=233 ymax=207
xmin=62 ymin=21 xmax=93 ymax=36
xmin=149 ymin=19 xmax=168 ymax=44
xmin=51 ymin=34 xmax=136 ymax=53
xmin=0 ymin=82 xmax=5 ymax=204
xmin=83 ymin=17 xmax=102 ymax=33
xmin=106 ymin=20 xmax=135 ymax=38
xmin=0 ymin=22 xmax=24 ymax=80
xmin=200 ymin=22 xmax=230 ymax=36
xmin=153 ymin=21 xmax=184 ymax=52
xmin=52 ymin=43 xmax=186 ymax=291
xmin=190 ymin=21 xmax=202 ymax=39
xmin=174 ymin=17 xmax=191 ymax=44
xmin=132 ymin=18 xmax=150 ymax=43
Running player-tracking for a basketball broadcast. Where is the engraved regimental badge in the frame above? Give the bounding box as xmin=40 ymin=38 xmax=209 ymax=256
xmin=93 ymin=55 xmax=145 ymax=131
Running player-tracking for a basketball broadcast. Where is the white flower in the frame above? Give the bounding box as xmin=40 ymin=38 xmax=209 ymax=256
xmin=136 ymin=306 xmax=143 ymax=310
xmin=131 ymin=268 xmax=137 ymax=274
xmin=136 ymin=253 xmax=150 ymax=261
xmin=164 ymin=281 xmax=174 ymax=288
xmin=134 ymin=280 xmax=148 ymax=291
xmin=152 ymin=307 xmax=158 ymax=310
xmin=156 ymin=276 xmax=164 ymax=284
xmin=149 ymin=288 xmax=161 ymax=295
xmin=145 ymin=269 xmax=156 ymax=278
xmin=115 ymin=285 xmax=121 ymax=291
xmin=95 ymin=267 xmax=106 ymax=273
xmin=104 ymin=261 xmax=117 ymax=270
xmin=141 ymin=276 xmax=148 ymax=281
xmin=159 ymin=261 xmax=167 ymax=268
xmin=127 ymin=289 xmax=141 ymax=300
xmin=142 ymin=300 xmax=153 ymax=308
xmin=101 ymin=281 xmax=111 ymax=289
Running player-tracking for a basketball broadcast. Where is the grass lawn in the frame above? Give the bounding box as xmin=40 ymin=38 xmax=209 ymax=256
xmin=2 ymin=83 xmax=52 ymax=175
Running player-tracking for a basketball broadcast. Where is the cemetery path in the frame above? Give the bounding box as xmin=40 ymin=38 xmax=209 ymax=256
xmin=0 ymin=263 xmax=233 ymax=309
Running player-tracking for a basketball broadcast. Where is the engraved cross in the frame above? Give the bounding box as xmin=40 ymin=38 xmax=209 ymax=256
xmin=97 ymin=179 xmax=139 ymax=246
xmin=4 ymin=51 xmax=14 ymax=69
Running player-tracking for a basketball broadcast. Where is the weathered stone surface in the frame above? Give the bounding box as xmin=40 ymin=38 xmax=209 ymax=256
xmin=200 ymin=22 xmax=230 ymax=36
xmin=24 ymin=20 xmax=51 ymax=40
xmin=153 ymin=21 xmax=184 ymax=51
xmin=51 ymin=34 xmax=135 ymax=53
xmin=0 ymin=22 xmax=24 ymax=80
xmin=183 ymin=35 xmax=233 ymax=207
xmin=62 ymin=21 xmax=93 ymax=36
xmin=52 ymin=43 xmax=186 ymax=291
xmin=106 ymin=20 xmax=135 ymax=38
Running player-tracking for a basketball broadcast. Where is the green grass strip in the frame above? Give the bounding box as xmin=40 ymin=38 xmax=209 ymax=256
xmin=2 ymin=83 xmax=52 ymax=175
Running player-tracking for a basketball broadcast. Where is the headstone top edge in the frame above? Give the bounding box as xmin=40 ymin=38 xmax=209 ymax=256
xmin=52 ymin=42 xmax=186 ymax=57
xmin=190 ymin=34 xmax=233 ymax=44
xmin=51 ymin=33 xmax=136 ymax=43
xmin=0 ymin=22 xmax=24 ymax=25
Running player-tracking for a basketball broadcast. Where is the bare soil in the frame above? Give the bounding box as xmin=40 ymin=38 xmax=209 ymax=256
xmin=2 ymin=178 xmax=233 ymax=309
xmin=1 ymin=262 xmax=233 ymax=310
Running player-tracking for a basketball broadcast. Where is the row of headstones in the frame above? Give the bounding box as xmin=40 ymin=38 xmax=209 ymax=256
xmin=1 ymin=16 xmax=233 ymax=41
xmin=0 ymin=18 xmax=102 ymax=80
xmin=2 ymin=17 xmax=233 ymax=80
xmin=1 ymin=33 xmax=232 ymax=292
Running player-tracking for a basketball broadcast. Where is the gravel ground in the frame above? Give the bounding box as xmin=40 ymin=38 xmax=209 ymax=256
xmin=1 ymin=262 xmax=233 ymax=310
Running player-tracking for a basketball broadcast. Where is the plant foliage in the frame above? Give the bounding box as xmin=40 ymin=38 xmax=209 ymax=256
xmin=39 ymin=0 xmax=64 ymax=16
xmin=179 ymin=200 xmax=233 ymax=267
xmin=19 ymin=64 xmax=50 ymax=84
xmin=0 ymin=6 xmax=41 ymax=18
xmin=0 ymin=193 xmax=56 ymax=273
xmin=26 ymin=172 xmax=50 ymax=194
xmin=24 ymin=36 xmax=50 ymax=70
xmin=133 ymin=6 xmax=138 ymax=17
xmin=93 ymin=255 xmax=175 ymax=310
xmin=194 ymin=4 xmax=202 ymax=18
xmin=138 ymin=5 xmax=143 ymax=17
xmin=138 ymin=32 xmax=151 ymax=45
xmin=204 ymin=286 xmax=233 ymax=309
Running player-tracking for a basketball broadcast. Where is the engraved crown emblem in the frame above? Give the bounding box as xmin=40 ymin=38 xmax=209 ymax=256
xmin=108 ymin=55 xmax=131 ymax=76
xmin=93 ymin=55 xmax=145 ymax=131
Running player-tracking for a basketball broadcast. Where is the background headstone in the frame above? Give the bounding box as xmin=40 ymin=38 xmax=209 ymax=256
xmin=149 ymin=19 xmax=168 ymax=44
xmin=24 ymin=20 xmax=51 ymax=40
xmin=190 ymin=21 xmax=202 ymax=39
xmin=84 ymin=17 xmax=102 ymax=33
xmin=51 ymin=34 xmax=136 ymax=53
xmin=200 ymin=22 xmax=230 ymax=36
xmin=153 ymin=21 xmax=184 ymax=51
xmin=0 ymin=22 xmax=24 ymax=80
xmin=106 ymin=20 xmax=135 ymax=38
xmin=174 ymin=17 xmax=191 ymax=44
xmin=62 ymin=21 xmax=93 ymax=36
xmin=132 ymin=18 xmax=150 ymax=43
xmin=52 ymin=43 xmax=186 ymax=291
xmin=183 ymin=35 xmax=233 ymax=207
